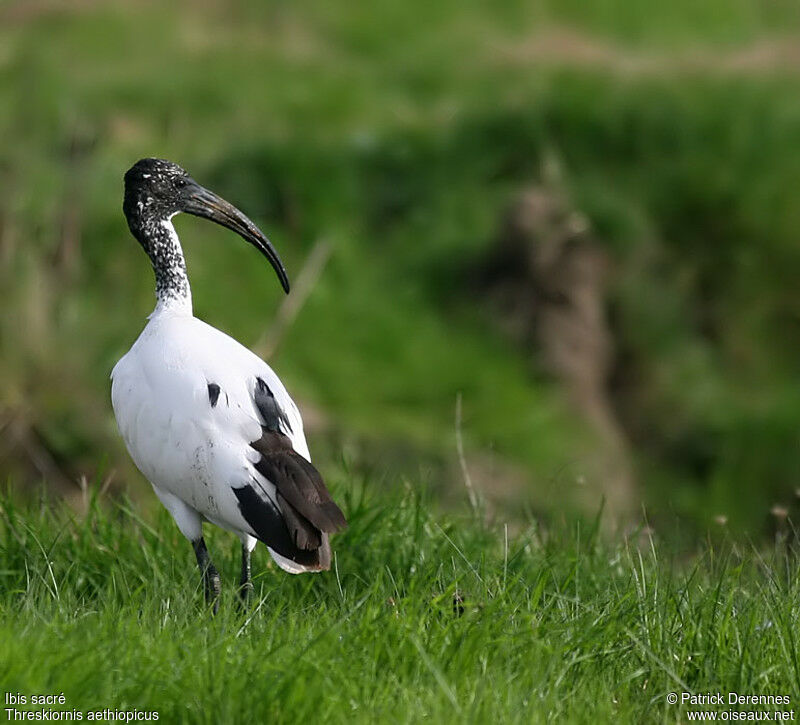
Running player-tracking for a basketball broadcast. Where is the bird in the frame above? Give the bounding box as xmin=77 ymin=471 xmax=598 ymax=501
xmin=111 ymin=158 xmax=347 ymax=611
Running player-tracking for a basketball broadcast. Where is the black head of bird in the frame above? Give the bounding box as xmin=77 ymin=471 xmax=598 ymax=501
xmin=123 ymin=157 xmax=290 ymax=294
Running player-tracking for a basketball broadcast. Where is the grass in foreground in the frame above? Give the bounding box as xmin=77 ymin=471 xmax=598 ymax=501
xmin=1 ymin=485 xmax=799 ymax=723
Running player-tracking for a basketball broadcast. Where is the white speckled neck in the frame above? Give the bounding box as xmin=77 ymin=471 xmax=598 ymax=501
xmin=145 ymin=217 xmax=193 ymax=316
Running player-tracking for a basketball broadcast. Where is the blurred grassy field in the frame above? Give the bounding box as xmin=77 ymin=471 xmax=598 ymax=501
xmin=2 ymin=0 xmax=800 ymax=534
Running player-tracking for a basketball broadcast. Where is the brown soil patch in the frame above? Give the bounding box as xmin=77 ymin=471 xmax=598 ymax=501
xmin=496 ymin=26 xmax=800 ymax=76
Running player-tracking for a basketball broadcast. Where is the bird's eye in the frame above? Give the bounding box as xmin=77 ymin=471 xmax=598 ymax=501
xmin=175 ymin=178 xmax=187 ymax=188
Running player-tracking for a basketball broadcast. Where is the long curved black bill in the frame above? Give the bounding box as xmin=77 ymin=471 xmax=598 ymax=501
xmin=181 ymin=183 xmax=290 ymax=294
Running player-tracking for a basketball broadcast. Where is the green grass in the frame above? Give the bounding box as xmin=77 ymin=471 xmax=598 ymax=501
xmin=4 ymin=3 xmax=800 ymax=721
xmin=2 ymin=485 xmax=799 ymax=723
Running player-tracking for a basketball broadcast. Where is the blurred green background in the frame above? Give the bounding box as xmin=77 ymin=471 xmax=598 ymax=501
xmin=2 ymin=0 xmax=800 ymax=538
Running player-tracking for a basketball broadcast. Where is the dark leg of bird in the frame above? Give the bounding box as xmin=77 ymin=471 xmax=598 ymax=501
xmin=192 ymin=537 xmax=220 ymax=613
xmin=238 ymin=544 xmax=253 ymax=606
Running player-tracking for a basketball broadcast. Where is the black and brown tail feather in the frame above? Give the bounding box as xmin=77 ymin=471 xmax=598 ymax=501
xmin=231 ymin=377 xmax=346 ymax=571
xmin=231 ymin=381 xmax=347 ymax=570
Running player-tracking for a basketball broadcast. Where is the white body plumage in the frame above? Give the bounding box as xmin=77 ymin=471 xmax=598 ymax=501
xmin=111 ymin=300 xmax=310 ymax=573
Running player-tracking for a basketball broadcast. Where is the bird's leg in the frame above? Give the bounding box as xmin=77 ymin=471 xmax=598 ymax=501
xmin=238 ymin=543 xmax=253 ymax=606
xmin=192 ymin=537 xmax=220 ymax=614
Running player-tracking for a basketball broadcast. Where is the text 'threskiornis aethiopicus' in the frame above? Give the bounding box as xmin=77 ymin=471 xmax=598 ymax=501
xmin=111 ymin=158 xmax=347 ymax=612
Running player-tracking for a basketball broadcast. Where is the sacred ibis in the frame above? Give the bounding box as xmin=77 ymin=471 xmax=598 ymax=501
xmin=111 ymin=158 xmax=347 ymax=611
